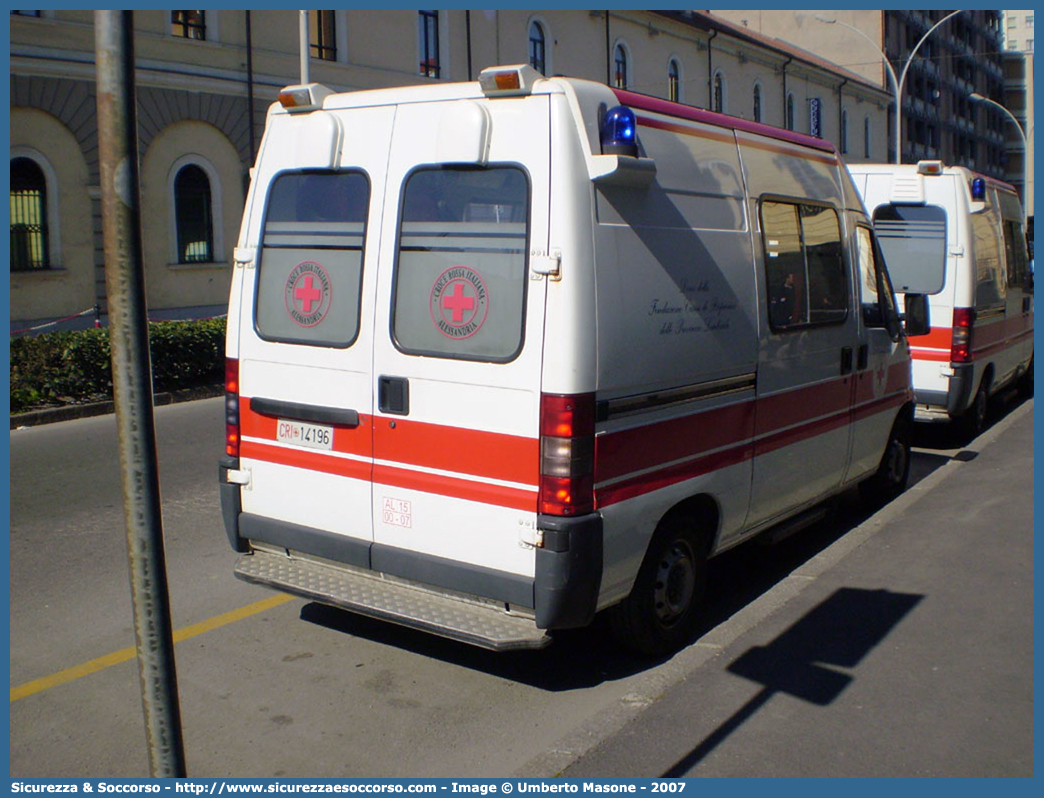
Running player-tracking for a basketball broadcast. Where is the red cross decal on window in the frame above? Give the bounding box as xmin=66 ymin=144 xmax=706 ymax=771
xmin=294 ymin=275 xmax=322 ymax=314
xmin=442 ymin=282 xmax=476 ymax=322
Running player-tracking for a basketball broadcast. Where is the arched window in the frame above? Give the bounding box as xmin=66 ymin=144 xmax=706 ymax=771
xmin=529 ymin=21 xmax=546 ymax=75
xmin=614 ymin=43 xmax=628 ymax=89
xmin=841 ymin=108 xmax=849 ymax=154
xmin=10 ymin=156 xmax=49 ymax=271
xmin=174 ymin=164 xmax=213 ymax=263
xmin=753 ymin=82 xmax=762 ymax=123
xmin=418 ymin=10 xmax=440 ymax=78
xmin=668 ymin=58 xmax=681 ymax=103
xmin=786 ymin=93 xmax=796 ymax=131
xmin=713 ymin=71 xmax=725 ymax=113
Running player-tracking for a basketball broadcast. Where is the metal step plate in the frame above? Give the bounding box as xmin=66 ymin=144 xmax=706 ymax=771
xmin=234 ymin=550 xmax=551 ymax=651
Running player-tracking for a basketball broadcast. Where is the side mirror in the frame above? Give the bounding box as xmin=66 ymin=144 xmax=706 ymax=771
xmin=902 ymin=294 xmax=930 ymax=337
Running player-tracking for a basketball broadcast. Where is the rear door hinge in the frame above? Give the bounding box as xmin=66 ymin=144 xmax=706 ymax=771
xmin=226 ymin=467 xmax=252 ymax=490
xmin=530 ymin=250 xmax=561 ymax=281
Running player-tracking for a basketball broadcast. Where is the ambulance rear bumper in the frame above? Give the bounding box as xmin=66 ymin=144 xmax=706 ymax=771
xmin=235 ymin=549 xmax=553 ymax=651
xmin=220 ymin=457 xmax=603 ymax=649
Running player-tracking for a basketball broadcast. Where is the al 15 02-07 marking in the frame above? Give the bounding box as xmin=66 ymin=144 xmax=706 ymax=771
xmin=277 ymin=419 xmax=333 ymax=450
xmin=382 ymin=497 xmax=412 ymax=528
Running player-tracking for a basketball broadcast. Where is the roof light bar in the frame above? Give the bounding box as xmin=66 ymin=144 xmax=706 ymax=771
xmin=478 ymin=64 xmax=542 ymax=97
xmin=917 ymin=160 xmax=944 ymax=176
xmin=277 ymin=83 xmax=333 ymax=113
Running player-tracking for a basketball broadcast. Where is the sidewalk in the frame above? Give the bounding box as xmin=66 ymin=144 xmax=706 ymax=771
xmin=562 ymin=402 xmax=1034 ymax=778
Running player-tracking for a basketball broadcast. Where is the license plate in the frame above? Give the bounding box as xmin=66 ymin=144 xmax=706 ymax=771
xmin=277 ymin=419 xmax=333 ymax=450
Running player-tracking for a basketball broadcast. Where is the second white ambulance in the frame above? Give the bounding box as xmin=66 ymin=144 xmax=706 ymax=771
xmin=849 ymin=161 xmax=1033 ymax=432
xmin=220 ymin=66 xmax=928 ymax=655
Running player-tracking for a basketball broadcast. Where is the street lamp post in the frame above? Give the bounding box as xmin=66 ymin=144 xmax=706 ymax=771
xmin=970 ymin=92 xmax=1029 ymax=225
xmin=816 ymin=11 xmax=963 ymax=164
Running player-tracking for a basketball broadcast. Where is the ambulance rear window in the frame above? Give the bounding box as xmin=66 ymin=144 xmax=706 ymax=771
xmin=392 ymin=166 xmax=529 ymax=362
xmin=872 ymin=204 xmax=946 ymax=294
xmin=255 ymin=170 xmax=369 ymax=348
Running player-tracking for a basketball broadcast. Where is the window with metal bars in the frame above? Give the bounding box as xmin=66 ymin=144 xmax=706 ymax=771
xmin=418 ymin=10 xmax=440 ymax=78
xmin=171 ymin=10 xmax=205 ymax=40
xmin=529 ymin=21 xmax=546 ymax=75
xmin=174 ymin=164 xmax=213 ymax=264
xmin=614 ymin=44 xmax=628 ymax=88
xmin=10 ymin=157 xmax=49 ymax=272
xmin=311 ymin=11 xmax=336 ymax=61
xmin=713 ymin=71 xmax=725 ymax=113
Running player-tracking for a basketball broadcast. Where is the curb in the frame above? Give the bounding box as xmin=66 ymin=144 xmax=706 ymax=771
xmin=518 ymin=398 xmax=1034 ymax=778
xmin=10 ymin=384 xmax=224 ymax=430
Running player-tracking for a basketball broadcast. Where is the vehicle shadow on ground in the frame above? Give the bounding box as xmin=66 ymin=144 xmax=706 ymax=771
xmin=301 ymin=394 xmax=1029 ymax=691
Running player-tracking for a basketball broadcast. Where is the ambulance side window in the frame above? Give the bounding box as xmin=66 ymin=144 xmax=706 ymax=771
xmin=392 ymin=166 xmax=529 ymax=362
xmin=761 ymin=199 xmax=847 ymax=332
xmin=1002 ymin=218 xmax=1031 ymax=290
xmin=255 ymin=170 xmax=370 ymax=348
xmin=856 ymin=225 xmax=901 ymax=341
xmin=971 ymin=207 xmax=1007 ymax=311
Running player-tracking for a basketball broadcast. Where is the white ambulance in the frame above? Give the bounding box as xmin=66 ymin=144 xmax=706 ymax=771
xmin=220 ymin=65 xmax=927 ymax=655
xmin=848 ymin=161 xmax=1033 ymax=433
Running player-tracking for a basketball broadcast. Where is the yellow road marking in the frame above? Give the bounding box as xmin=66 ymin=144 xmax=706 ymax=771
xmin=10 ymin=594 xmax=295 ymax=702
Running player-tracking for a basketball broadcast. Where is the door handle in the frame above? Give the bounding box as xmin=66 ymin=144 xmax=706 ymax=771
xmin=250 ymin=397 xmax=359 ymax=427
xmin=857 ymin=344 xmax=869 ymax=371
xmin=379 ymin=376 xmax=410 ymax=416
xmin=840 ymin=347 xmax=853 ymax=375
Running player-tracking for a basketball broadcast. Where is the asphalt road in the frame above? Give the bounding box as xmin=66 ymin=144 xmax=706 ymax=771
xmin=7 ymin=395 xmax=1018 ymax=778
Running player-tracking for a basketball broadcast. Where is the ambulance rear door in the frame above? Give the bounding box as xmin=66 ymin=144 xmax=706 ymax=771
xmin=235 ymin=106 xmax=395 ymax=562
xmin=368 ymin=95 xmax=551 ymax=607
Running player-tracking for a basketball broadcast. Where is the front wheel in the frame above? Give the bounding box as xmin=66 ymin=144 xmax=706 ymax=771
xmin=609 ymin=516 xmax=708 ymax=657
xmin=859 ymin=414 xmax=911 ymax=508
xmin=1017 ymin=357 xmax=1034 ymax=398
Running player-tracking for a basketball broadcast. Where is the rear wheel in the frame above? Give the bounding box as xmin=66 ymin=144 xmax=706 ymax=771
xmin=960 ymin=380 xmax=989 ymax=438
xmin=859 ymin=414 xmax=911 ymax=508
xmin=609 ymin=515 xmax=708 ymax=657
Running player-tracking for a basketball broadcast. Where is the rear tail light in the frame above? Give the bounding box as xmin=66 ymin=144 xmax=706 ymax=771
xmin=225 ymin=357 xmax=240 ymax=457
xmin=951 ymin=308 xmax=975 ymax=364
xmin=539 ymin=393 xmax=596 ymax=517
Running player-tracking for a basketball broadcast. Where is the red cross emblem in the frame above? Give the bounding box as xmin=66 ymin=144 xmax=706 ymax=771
xmin=429 ymin=266 xmax=489 ymax=340
xmin=284 ymin=261 xmax=332 ymax=328
xmin=294 ymin=275 xmax=323 ymax=314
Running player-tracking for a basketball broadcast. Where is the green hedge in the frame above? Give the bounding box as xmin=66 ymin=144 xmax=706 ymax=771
xmin=10 ymin=317 xmax=226 ymax=413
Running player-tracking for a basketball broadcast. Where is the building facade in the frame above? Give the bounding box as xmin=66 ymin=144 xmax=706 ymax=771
xmin=712 ymin=10 xmax=1010 ymax=173
xmin=9 ymin=10 xmax=890 ymax=331
xmin=1003 ymin=10 xmax=1034 ymax=53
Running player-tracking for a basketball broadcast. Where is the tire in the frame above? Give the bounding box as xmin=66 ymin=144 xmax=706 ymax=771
xmin=960 ymin=380 xmax=989 ymax=438
xmin=1018 ymin=357 xmax=1034 ymax=399
xmin=859 ymin=414 xmax=911 ymax=508
xmin=609 ymin=516 xmax=708 ymax=657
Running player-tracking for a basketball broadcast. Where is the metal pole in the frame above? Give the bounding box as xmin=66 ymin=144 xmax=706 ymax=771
xmin=245 ymin=11 xmax=256 ymax=164
xmin=300 ymin=10 xmax=310 ymax=84
xmin=465 ymin=10 xmax=473 ymax=82
xmin=94 ymin=10 xmax=186 ymax=778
